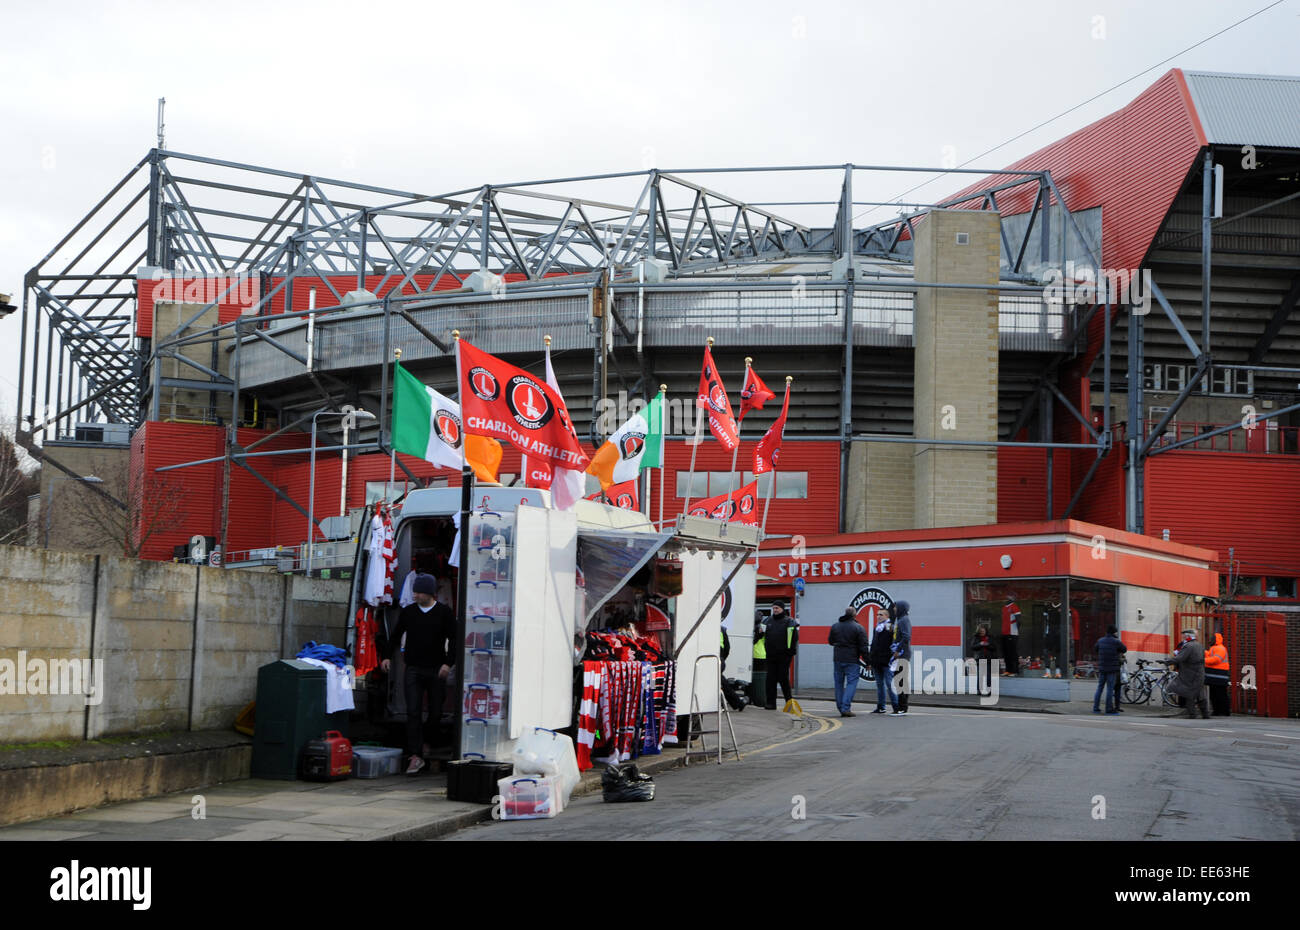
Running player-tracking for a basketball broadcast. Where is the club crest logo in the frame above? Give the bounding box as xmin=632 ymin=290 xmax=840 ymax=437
xmin=850 ymin=586 xmax=894 ymax=630
xmin=708 ymin=383 xmax=728 ymax=414
xmin=770 ymin=446 xmax=781 ymax=466
xmin=469 ymin=367 xmax=500 ymax=401
xmin=711 ymin=499 xmax=735 ymax=519
xmin=506 ymin=375 xmax=553 ymax=429
xmin=738 ymin=493 xmax=755 ymax=514
xmin=615 ymin=492 xmax=635 ymax=509
xmin=620 ymin=432 xmax=646 ymax=460
xmin=433 ymin=409 xmax=462 ymax=447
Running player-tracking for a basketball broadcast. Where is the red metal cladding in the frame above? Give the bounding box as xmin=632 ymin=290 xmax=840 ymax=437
xmin=996 ymin=447 xmax=1070 ymax=523
xmin=135 ymin=275 xmax=261 ymax=339
xmin=945 ymin=69 xmax=1207 ymax=379
xmin=1145 ymin=451 xmax=1300 ymax=576
xmin=648 ymin=439 xmax=841 ymax=537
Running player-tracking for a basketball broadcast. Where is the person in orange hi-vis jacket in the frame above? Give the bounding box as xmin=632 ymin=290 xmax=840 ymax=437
xmin=1204 ymin=632 xmax=1231 ymax=717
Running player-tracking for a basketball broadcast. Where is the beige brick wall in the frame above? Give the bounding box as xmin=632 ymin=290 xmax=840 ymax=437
xmin=845 ymin=440 xmax=915 ymax=532
xmin=913 ymin=210 xmax=1000 ymax=528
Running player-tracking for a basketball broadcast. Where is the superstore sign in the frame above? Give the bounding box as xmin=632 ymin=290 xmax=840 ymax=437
xmin=772 ymin=557 xmax=892 ymax=579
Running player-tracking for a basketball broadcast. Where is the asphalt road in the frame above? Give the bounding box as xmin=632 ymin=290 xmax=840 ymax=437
xmin=443 ymin=701 xmax=1300 ymax=841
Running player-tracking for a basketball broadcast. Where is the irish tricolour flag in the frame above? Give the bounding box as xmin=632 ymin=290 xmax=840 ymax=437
xmin=586 ymin=389 xmax=665 ymax=491
xmin=392 ymin=362 xmax=501 ymax=482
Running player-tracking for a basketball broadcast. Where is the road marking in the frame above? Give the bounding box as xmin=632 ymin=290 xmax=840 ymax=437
xmin=1128 ymin=722 xmax=1168 ymax=728
xmin=747 ymin=714 xmax=838 ymax=757
xmin=1262 ymin=733 xmax=1291 ymax=740
xmin=1205 ymin=728 xmax=1235 ymax=733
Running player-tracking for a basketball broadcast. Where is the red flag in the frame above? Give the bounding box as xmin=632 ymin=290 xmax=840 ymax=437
xmin=606 ymin=478 xmax=639 ymax=511
xmin=685 ymin=480 xmax=759 ymax=525
xmin=458 ymin=339 xmax=590 ymax=474
xmin=523 ymin=457 xmax=552 ymax=489
xmin=697 ymin=345 xmax=739 ymax=450
xmin=738 ymin=364 xmax=775 ymax=421
xmin=753 ymin=381 xmax=789 ymax=475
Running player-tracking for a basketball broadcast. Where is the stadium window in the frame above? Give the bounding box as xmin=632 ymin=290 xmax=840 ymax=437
xmin=1265 ymin=577 xmax=1297 ymax=599
xmin=776 ymin=471 xmax=808 ymax=499
xmin=585 ymin=474 xmax=602 ymax=496
xmin=743 ymin=471 xmax=774 ymax=497
xmin=709 ymin=471 xmax=741 ymax=495
xmin=676 ymin=472 xmax=707 ymax=499
xmin=366 ymin=480 xmax=409 ymax=504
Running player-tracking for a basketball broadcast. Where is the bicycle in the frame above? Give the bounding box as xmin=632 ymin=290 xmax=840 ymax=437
xmin=1121 ymin=658 xmax=1179 ymax=706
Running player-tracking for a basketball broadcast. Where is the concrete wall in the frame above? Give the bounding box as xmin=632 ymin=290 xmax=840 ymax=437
xmin=0 ymin=545 xmax=350 ymax=745
xmin=0 ymin=548 xmax=100 ymax=742
xmin=912 ymin=210 xmax=1001 ymax=529
xmin=1117 ymin=584 xmax=1176 ymax=659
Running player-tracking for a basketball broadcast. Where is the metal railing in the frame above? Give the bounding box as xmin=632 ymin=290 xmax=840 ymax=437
xmin=1141 ymin=419 xmax=1299 ymax=454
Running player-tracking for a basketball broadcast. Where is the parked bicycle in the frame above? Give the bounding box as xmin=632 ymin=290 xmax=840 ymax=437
xmin=1120 ymin=657 xmax=1179 ymax=706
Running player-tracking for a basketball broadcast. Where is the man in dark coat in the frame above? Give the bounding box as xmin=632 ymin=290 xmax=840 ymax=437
xmin=763 ymin=601 xmax=798 ymax=709
xmin=1092 ymin=624 xmax=1127 ymax=715
xmin=1168 ymin=630 xmax=1209 ymax=719
xmin=889 ymin=601 xmax=912 ymax=715
xmin=379 ymin=573 xmax=457 ymax=774
xmin=827 ymin=607 xmax=870 ymax=717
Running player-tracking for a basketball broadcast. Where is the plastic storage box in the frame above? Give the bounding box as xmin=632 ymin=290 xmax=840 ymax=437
xmin=351 ymin=746 xmax=403 ymax=778
xmin=497 ymin=774 xmax=564 ymax=820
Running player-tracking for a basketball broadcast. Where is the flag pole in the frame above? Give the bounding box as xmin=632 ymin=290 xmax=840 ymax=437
xmin=657 ymin=383 xmax=667 ymax=529
xmin=451 ymin=329 xmax=471 ymax=763
xmin=760 ymin=376 xmax=792 ymax=536
xmin=726 ymin=356 xmax=749 ymax=499
xmin=681 ymin=337 xmax=711 ymax=516
xmin=389 ymin=348 xmax=401 ymax=498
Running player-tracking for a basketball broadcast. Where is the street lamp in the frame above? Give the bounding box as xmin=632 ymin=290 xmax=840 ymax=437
xmin=307 ymin=406 xmax=375 ymax=575
xmin=44 ymin=475 xmax=103 ymax=549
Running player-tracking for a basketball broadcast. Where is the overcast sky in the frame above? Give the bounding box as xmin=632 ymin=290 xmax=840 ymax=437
xmin=1 ymin=0 xmax=1297 ymax=431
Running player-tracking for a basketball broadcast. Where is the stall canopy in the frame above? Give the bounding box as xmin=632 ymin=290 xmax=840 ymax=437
xmin=579 ymin=529 xmax=675 ymax=625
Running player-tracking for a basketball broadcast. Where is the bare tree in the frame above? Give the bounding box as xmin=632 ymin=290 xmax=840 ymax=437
xmin=73 ymin=457 xmax=188 ymax=558
xmin=0 ymin=426 xmax=39 ymax=546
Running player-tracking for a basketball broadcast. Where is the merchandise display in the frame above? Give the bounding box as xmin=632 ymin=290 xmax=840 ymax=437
xmin=575 ymin=630 xmax=677 ymax=771
xmin=459 ymin=508 xmax=516 ymax=761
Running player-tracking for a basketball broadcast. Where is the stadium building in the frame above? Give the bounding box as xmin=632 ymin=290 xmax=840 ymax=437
xmin=18 ymin=69 xmax=1299 ymax=711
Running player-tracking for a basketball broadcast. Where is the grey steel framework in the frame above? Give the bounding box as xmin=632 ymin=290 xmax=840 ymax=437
xmin=23 ymin=148 xmax=1284 ymax=549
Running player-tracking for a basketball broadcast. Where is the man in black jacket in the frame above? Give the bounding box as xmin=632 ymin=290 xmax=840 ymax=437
xmin=380 ymin=573 xmax=456 ymax=774
xmin=1092 ymin=624 xmax=1126 ymax=715
xmin=828 ymin=608 xmax=870 ymax=717
xmin=763 ymin=601 xmax=798 ymax=710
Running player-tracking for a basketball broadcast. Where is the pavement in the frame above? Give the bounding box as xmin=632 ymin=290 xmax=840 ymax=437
xmin=0 ymin=680 xmax=1238 ymax=841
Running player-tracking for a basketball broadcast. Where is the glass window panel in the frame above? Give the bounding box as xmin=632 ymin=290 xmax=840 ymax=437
xmin=775 ymin=471 xmax=807 ymax=499
xmin=709 ymin=471 xmax=740 ymax=495
xmin=676 ymin=472 xmax=708 ymax=498
xmin=365 ymin=480 xmax=408 ymax=504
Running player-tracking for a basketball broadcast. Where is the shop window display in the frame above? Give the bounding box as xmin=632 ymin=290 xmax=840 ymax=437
xmin=964 ymin=580 xmax=1066 ymax=677
xmin=1067 ymin=581 xmax=1117 ymax=677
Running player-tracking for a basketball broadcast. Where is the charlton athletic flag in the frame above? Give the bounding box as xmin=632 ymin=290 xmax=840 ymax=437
xmin=391 ymin=362 xmax=501 ymax=482
xmin=738 ymin=364 xmax=775 ymax=422
xmin=686 ymin=480 xmax=759 ymax=525
xmin=457 ymin=338 xmax=590 ymax=483
xmin=697 ymin=345 xmax=739 ymax=451
xmin=586 ymin=410 xmax=654 ymax=491
xmin=586 ymin=477 xmax=639 ymax=511
xmin=753 ymin=380 xmax=790 ymax=475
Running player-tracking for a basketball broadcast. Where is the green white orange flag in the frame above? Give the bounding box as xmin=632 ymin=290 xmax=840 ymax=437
xmin=391 ymin=361 xmax=501 ymax=482
xmin=586 ymin=389 xmax=665 ymax=491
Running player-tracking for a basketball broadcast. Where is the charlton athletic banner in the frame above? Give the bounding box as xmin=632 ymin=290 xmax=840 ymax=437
xmin=586 ymin=477 xmax=639 ymax=511
xmin=697 ymin=345 xmax=739 ymax=451
xmin=738 ymin=364 xmax=775 ymax=421
xmin=457 ymin=339 xmax=590 ymax=474
xmin=753 ymin=380 xmax=790 ymax=475
xmin=686 ymin=480 xmax=759 ymax=525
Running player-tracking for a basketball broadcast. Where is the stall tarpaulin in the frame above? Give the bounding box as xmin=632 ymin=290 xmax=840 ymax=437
xmin=578 ymin=530 xmax=675 ymax=626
